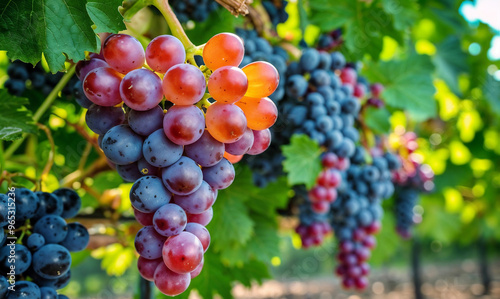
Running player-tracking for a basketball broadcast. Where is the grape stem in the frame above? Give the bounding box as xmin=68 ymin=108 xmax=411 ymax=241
xmin=152 ymin=0 xmax=195 ymax=50
xmin=4 ymin=64 xmax=76 ymax=160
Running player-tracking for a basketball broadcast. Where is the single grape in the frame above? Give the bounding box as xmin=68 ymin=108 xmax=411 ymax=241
xmin=184 ymin=130 xmax=225 ymax=167
xmin=247 ymin=129 xmax=271 ymax=155
xmin=27 ymin=233 xmax=46 ymax=251
xmin=184 ymin=223 xmax=210 ymax=252
xmin=116 ymin=162 xmax=143 ymax=182
xmin=206 ymin=103 xmax=247 ymax=143
xmin=85 ymin=104 xmax=125 ymax=135
xmin=153 ymin=262 xmax=191 ymax=296
xmin=163 ymin=105 xmax=205 ymax=145
xmin=162 ymin=64 xmax=206 ymax=105
xmin=130 ymin=176 xmax=172 ymax=213
xmin=53 ymin=188 xmax=82 ymax=219
xmin=128 ymin=106 xmax=164 ymax=136
xmin=120 ymin=69 xmax=163 ymax=111
xmin=102 ymin=124 xmax=143 ymax=165
xmin=33 ymin=191 xmax=63 ymax=220
xmin=202 ymin=158 xmax=235 ymax=190
xmin=152 ymin=203 xmax=187 ymax=237
xmin=162 ymin=231 xmax=204 ymax=274
xmin=300 ymin=48 xmax=320 ymax=72
xmin=224 ymin=127 xmax=254 ymax=155
xmin=103 ymin=34 xmax=145 ymax=74
xmin=76 ymin=58 xmax=109 ymax=80
xmin=34 ymin=215 xmax=68 ymax=244
xmin=133 ymin=207 xmax=154 ymax=226
xmin=161 ymin=156 xmax=203 ymax=196
xmin=137 ymin=157 xmax=160 ymax=176
xmin=0 ymin=244 xmax=31 ymax=274
xmin=203 ymin=33 xmax=244 ymax=70
xmin=186 ymin=207 xmax=213 ymax=226
xmin=173 ymin=181 xmax=215 ymax=214
xmin=242 ymin=61 xmax=280 ymax=98
xmin=83 ymin=67 xmax=123 ymax=106
xmin=138 ymin=256 xmax=162 ymax=281
xmin=207 ymin=66 xmax=248 ymax=103
xmin=59 ymin=222 xmax=89 ymax=252
xmin=134 ymin=226 xmax=166 ymax=260
xmin=190 ymin=257 xmax=204 ymax=278
xmin=13 ymin=188 xmax=40 ymax=222
xmin=40 ymin=286 xmax=58 ymax=299
xmin=146 ymin=35 xmax=186 ymax=74
xmin=6 ymin=281 xmax=40 ymax=299
xmin=142 ymin=129 xmax=183 ymax=168
xmin=31 ymin=270 xmax=71 ymax=290
xmin=235 ymin=96 xmax=277 ymax=130
xmin=32 ymin=244 xmax=71 ymax=279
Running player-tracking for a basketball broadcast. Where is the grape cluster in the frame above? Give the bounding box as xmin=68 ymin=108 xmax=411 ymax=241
xmin=0 ymin=188 xmax=88 ymax=299
xmin=4 ymin=61 xmax=79 ymax=98
xmin=169 ymin=0 xmax=219 ymax=23
xmin=391 ymin=132 xmax=434 ymax=238
xmin=331 ymin=147 xmax=400 ymax=290
xmin=261 ymin=0 xmax=289 ymax=27
xmin=76 ymin=32 xmax=279 ymax=296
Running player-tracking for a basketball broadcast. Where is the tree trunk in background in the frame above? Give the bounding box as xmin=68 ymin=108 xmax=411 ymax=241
xmin=478 ymin=236 xmax=491 ymax=295
xmin=411 ymin=238 xmax=424 ymax=299
xmin=140 ymin=277 xmax=153 ymax=299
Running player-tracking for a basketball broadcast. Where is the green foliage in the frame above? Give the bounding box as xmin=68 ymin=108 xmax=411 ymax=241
xmin=0 ymin=0 xmax=125 ymax=72
xmin=432 ymin=37 xmax=469 ymax=95
xmin=0 ymin=90 xmax=36 ymax=140
xmin=484 ymin=74 xmax=500 ymax=116
xmin=363 ymin=54 xmax=437 ymax=121
xmin=364 ymin=106 xmax=391 ymax=134
xmin=282 ymin=134 xmax=323 ymax=189
xmin=185 ymin=9 xmax=243 ymax=45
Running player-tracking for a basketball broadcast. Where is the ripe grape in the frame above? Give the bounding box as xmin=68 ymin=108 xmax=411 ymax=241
xmin=138 ymin=256 xmax=162 ymax=281
xmin=152 ymin=203 xmax=187 ymax=237
xmin=142 ymin=129 xmax=183 ymax=168
xmin=173 ymin=181 xmax=215 ymax=214
xmin=154 ymin=263 xmax=191 ymax=296
xmin=128 ymin=106 xmax=165 ymax=136
xmin=203 ymin=33 xmax=244 ymax=70
xmin=163 ymin=105 xmax=205 ymax=145
xmin=206 ymin=103 xmax=247 ymax=143
xmin=133 ymin=207 xmax=154 ymax=226
xmin=242 ymin=61 xmax=279 ymax=98
xmin=116 ymin=162 xmax=143 ymax=182
xmin=59 ymin=223 xmax=89 ymax=252
xmin=184 ymin=130 xmax=225 ymax=167
xmin=235 ymin=96 xmax=277 ymax=130
xmin=76 ymin=58 xmax=108 ymax=80
xmin=162 ymin=64 xmax=206 ymax=105
xmin=202 ymin=158 xmax=235 ymax=190
xmin=85 ymin=104 xmax=125 ymax=135
xmin=190 ymin=258 xmax=204 ymax=278
xmin=186 ymin=207 xmax=213 ymax=226
xmin=14 ymin=188 xmax=40 ymax=221
xmin=207 ymin=66 xmax=248 ymax=103
xmin=120 ymin=69 xmax=163 ymax=111
xmin=146 ymin=35 xmax=186 ymax=73
xmin=161 ymin=156 xmax=203 ymax=196
xmin=102 ymin=125 xmax=143 ymax=165
xmin=224 ymin=127 xmax=254 ymax=155
xmin=134 ymin=226 xmax=166 ymax=260
xmin=33 ymin=215 xmax=68 ymax=243
xmin=83 ymin=67 xmax=123 ymax=106
xmin=247 ymin=129 xmax=271 ymax=155
xmin=32 ymin=244 xmax=71 ymax=279
xmin=162 ymin=231 xmax=204 ymax=274
xmin=130 ymin=176 xmax=172 ymax=213
xmin=103 ymin=34 xmax=145 ymax=74
xmin=184 ymin=223 xmax=211 ymax=252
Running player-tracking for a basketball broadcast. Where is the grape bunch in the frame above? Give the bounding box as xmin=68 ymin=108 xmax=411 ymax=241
xmin=331 ymin=147 xmax=400 ymax=290
xmin=391 ymin=132 xmax=434 ymax=238
xmin=4 ymin=60 xmax=79 ymax=98
xmin=169 ymin=0 xmax=219 ymax=23
xmin=76 ymin=32 xmax=279 ymax=296
xmin=261 ymin=0 xmax=289 ymax=27
xmin=0 ymin=188 xmax=88 ymax=299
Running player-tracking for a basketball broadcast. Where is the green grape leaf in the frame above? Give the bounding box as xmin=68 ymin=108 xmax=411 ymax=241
xmin=246 ymin=176 xmax=289 ymax=217
xmin=433 ymin=37 xmax=469 ymax=95
xmin=381 ymin=0 xmax=419 ymax=30
xmin=185 ymin=9 xmax=243 ymax=46
xmin=0 ymin=91 xmax=36 ymax=141
xmin=282 ymin=134 xmax=323 ymax=189
xmin=484 ymin=74 xmax=500 ymax=116
xmin=343 ymin=18 xmax=384 ymax=61
xmin=244 ymin=216 xmax=281 ymax=263
xmin=308 ymin=0 xmax=355 ymax=32
xmin=364 ymin=54 xmax=437 ymax=121
xmin=87 ymin=0 xmax=126 ymax=34
xmin=0 ymin=0 xmax=125 ymax=72
xmin=364 ymin=106 xmax=391 ymax=134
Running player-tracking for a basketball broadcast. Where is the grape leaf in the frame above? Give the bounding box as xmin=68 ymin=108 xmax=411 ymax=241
xmin=0 ymin=91 xmax=36 ymax=141
xmin=364 ymin=106 xmax=391 ymax=134
xmin=308 ymin=0 xmax=355 ymax=32
xmin=0 ymin=0 xmax=124 ymax=72
xmin=381 ymin=0 xmax=419 ymax=30
xmin=246 ymin=176 xmax=289 ymax=217
xmin=87 ymin=0 xmax=126 ymax=34
xmin=363 ymin=54 xmax=437 ymax=121
xmin=432 ymin=37 xmax=469 ymax=95
xmin=244 ymin=216 xmax=281 ymax=263
xmin=282 ymin=134 xmax=323 ymax=189
xmin=484 ymin=74 xmax=500 ymax=116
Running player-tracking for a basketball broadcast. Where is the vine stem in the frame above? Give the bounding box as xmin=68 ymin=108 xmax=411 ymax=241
xmin=4 ymin=64 xmax=76 ymax=159
xmin=152 ymin=0 xmax=195 ymax=50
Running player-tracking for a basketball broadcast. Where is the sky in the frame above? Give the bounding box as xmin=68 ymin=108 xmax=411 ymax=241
xmin=460 ymin=0 xmax=500 ymax=60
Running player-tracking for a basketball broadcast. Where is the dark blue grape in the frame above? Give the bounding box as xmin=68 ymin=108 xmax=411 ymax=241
xmin=0 ymin=194 xmax=8 ymax=227
xmin=53 ymin=188 xmax=81 ymax=219
xmin=102 ymin=125 xmax=143 ymax=165
xmin=116 ymin=162 xmax=143 ymax=183
xmin=32 ymin=244 xmax=71 ymax=279
xmin=286 ymin=75 xmax=308 ymax=98
xmin=13 ymin=188 xmax=40 ymax=222
xmin=130 ymin=176 xmax=172 ymax=213
xmin=34 ymin=215 xmax=68 ymax=244
xmin=6 ymin=281 xmax=40 ymax=299
xmin=85 ymin=104 xmax=125 ymax=135
xmin=300 ymin=48 xmax=320 ymax=72
xmin=59 ymin=222 xmax=89 ymax=252
xmin=331 ymin=52 xmax=346 ymax=70
xmin=34 ymin=192 xmax=63 ymax=219
xmin=0 ymin=276 xmax=8 ymax=297
xmin=27 ymin=233 xmax=46 ymax=251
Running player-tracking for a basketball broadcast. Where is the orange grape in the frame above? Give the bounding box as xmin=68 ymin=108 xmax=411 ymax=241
xmin=203 ymin=33 xmax=244 ymax=70
xmin=224 ymin=152 xmax=243 ymax=164
xmin=242 ymin=61 xmax=279 ymax=98
xmin=206 ymin=103 xmax=247 ymax=143
xmin=162 ymin=64 xmax=206 ymax=105
xmin=235 ymin=96 xmax=277 ymax=130
xmin=208 ymin=66 xmax=248 ymax=103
